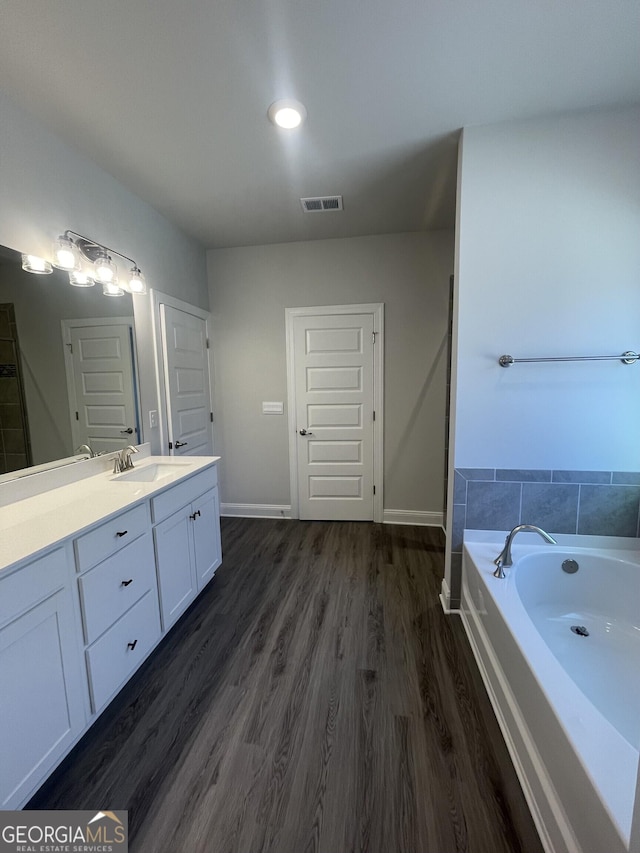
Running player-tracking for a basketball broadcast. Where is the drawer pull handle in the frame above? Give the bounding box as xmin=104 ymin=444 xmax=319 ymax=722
xmin=116 ymin=530 xmax=128 ymax=538
xmin=121 ymin=579 xmax=133 ymax=587
xmin=189 ymin=510 xmax=201 ymax=521
xmin=127 ymin=640 xmax=138 ymax=651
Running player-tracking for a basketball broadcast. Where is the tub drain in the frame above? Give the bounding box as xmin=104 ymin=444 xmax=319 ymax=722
xmin=571 ymin=625 xmax=589 ymax=637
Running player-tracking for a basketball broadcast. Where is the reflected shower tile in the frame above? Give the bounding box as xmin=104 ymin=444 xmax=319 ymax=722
xmin=578 ymin=485 xmax=640 ymax=537
xmin=521 ymin=483 xmax=578 ymax=534
xmin=466 ymin=481 xmax=521 ymax=530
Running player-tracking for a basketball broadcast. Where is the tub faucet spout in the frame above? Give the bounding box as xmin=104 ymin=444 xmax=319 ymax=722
xmin=493 ymin=524 xmax=557 ymax=578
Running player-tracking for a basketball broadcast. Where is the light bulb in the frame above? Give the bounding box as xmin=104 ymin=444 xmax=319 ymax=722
xmin=128 ymin=267 xmax=147 ymax=294
xmin=94 ymin=254 xmax=116 ymax=283
xmin=267 ymin=99 xmax=307 ymax=129
xmin=52 ymin=236 xmax=80 ymax=270
xmin=69 ymin=270 xmax=95 ymax=288
xmin=102 ymin=281 xmax=124 ymax=297
xmin=21 ymin=254 xmax=53 ymax=274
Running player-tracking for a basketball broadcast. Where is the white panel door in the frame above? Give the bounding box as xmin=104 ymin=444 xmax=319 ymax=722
xmin=70 ymin=324 xmax=139 ymax=453
xmin=293 ymin=313 xmax=375 ymax=520
xmin=160 ymin=305 xmax=213 ymax=457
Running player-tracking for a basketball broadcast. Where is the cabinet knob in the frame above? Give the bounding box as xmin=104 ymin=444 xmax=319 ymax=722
xmin=127 ymin=640 xmax=138 ymax=651
xmin=116 ymin=530 xmax=128 ymax=538
xmin=121 ymin=579 xmax=133 ymax=587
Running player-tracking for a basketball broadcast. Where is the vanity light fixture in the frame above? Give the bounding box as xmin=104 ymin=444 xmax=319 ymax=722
xmin=267 ymin=99 xmax=307 ymax=129
xmin=21 ymin=254 xmax=53 ymax=275
xmin=22 ymin=230 xmax=149 ymax=298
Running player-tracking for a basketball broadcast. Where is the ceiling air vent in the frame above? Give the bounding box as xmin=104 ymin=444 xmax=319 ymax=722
xmin=300 ymin=195 xmax=343 ymax=213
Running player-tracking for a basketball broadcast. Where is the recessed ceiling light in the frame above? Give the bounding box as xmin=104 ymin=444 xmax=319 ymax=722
xmin=268 ymin=99 xmax=307 ymax=130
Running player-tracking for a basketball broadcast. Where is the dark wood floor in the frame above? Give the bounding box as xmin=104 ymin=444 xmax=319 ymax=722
xmin=30 ymin=518 xmax=543 ymax=853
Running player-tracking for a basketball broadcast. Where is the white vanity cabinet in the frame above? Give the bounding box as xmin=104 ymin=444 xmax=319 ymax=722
xmin=152 ymin=466 xmax=221 ymax=630
xmin=0 ymin=454 xmax=221 ymax=808
xmin=0 ymin=547 xmax=85 ymax=808
xmin=74 ymin=503 xmax=161 ymax=713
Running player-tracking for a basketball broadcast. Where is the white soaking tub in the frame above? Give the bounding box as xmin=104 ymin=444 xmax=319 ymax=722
xmin=460 ymin=532 xmax=640 ymax=853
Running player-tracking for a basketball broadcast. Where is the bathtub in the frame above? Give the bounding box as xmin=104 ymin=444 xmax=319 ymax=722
xmin=460 ymin=531 xmax=640 ymax=853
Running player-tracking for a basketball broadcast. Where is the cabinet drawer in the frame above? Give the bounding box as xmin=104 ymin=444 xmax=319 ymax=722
xmin=151 ymin=465 xmax=218 ymax=523
xmin=85 ymin=591 xmax=160 ymax=713
xmin=75 ymin=503 xmax=150 ymax=573
xmin=0 ymin=548 xmax=68 ymax=628
xmin=78 ymin=533 xmax=156 ymax=645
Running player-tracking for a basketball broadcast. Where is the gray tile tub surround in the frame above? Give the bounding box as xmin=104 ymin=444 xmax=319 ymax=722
xmin=452 ymin=468 xmax=640 ymax=538
xmin=447 ymin=468 xmax=640 ymax=609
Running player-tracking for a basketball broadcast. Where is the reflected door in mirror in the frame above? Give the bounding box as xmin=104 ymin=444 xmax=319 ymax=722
xmin=66 ymin=324 xmax=140 ymax=453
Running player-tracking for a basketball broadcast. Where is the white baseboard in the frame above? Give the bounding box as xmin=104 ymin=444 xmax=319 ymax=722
xmin=439 ymin=577 xmax=458 ymax=613
xmin=383 ymin=509 xmax=443 ymax=527
xmin=221 ymin=505 xmax=443 ymax=525
xmin=221 ymin=503 xmax=292 ymax=519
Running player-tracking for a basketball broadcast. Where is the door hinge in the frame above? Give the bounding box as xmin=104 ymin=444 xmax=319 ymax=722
xmin=373 ymin=485 xmax=376 ymax=495
xmin=372 ymin=331 xmax=376 ymax=344
xmin=168 ymin=441 xmax=173 ymax=450
xmin=373 ymin=410 xmax=376 ymax=421
xmin=75 ymin=411 xmax=79 ymax=421
xmin=210 ymin=412 xmax=214 ymax=422
xmin=67 ymin=342 xmax=73 ymax=353
xmin=206 ymin=338 xmax=210 ymax=349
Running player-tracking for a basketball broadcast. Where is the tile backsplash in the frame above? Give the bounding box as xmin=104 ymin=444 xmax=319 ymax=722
xmin=448 ymin=467 xmax=640 ymax=606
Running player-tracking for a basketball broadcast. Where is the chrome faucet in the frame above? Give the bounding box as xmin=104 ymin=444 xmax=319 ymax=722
xmin=75 ymin=444 xmax=94 ymax=458
xmin=493 ymin=524 xmax=557 ymax=578
xmin=113 ymin=445 xmax=139 ymax=474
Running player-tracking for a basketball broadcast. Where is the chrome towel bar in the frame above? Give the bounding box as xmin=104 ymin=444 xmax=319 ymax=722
xmin=498 ymin=351 xmax=639 ymax=367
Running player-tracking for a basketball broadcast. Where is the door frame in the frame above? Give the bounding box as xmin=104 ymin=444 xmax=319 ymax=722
xmin=149 ymin=290 xmax=214 ymax=456
xmin=285 ymin=303 xmax=384 ymax=522
xmin=61 ymin=316 xmax=141 ymax=450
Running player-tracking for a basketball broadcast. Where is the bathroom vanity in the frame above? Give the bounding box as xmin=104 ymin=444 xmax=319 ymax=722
xmin=0 ymin=450 xmax=221 ymax=809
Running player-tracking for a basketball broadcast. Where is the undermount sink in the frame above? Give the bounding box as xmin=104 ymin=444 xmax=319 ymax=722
xmin=113 ymin=462 xmax=190 ymax=483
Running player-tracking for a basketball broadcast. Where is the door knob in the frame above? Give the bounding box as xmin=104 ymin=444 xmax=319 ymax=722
xmin=299 ymin=429 xmax=314 ymax=436
xmin=175 ymin=441 xmax=188 ymax=448
xmin=120 ymin=427 xmax=134 ymax=434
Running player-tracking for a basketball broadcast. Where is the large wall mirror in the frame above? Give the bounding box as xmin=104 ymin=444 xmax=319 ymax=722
xmin=0 ymin=244 xmax=141 ymax=479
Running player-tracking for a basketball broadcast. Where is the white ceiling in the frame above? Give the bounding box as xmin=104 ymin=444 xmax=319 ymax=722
xmin=0 ymin=0 xmax=638 ymax=249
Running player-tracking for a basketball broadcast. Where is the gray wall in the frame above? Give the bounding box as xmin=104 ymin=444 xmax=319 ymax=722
xmin=208 ymin=231 xmax=454 ymax=514
xmin=446 ymin=104 xmax=640 ymax=605
xmin=0 ymin=89 xmax=209 ymax=451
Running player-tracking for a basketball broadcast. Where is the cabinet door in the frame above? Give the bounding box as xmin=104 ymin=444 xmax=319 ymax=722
xmin=192 ymin=487 xmax=222 ymax=590
xmin=153 ymin=508 xmax=197 ymax=630
xmin=0 ymin=590 xmax=84 ymax=808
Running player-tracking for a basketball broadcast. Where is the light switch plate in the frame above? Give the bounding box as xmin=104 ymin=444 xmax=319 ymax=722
xmin=262 ymin=401 xmax=284 ymax=415
xmin=149 ymin=410 xmax=159 ymax=429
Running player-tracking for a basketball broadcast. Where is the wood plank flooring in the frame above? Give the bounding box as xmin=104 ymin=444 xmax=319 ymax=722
xmin=29 ymin=518 xmax=543 ymax=853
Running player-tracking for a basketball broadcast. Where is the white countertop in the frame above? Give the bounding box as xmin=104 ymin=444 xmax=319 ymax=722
xmin=0 ymin=454 xmax=220 ymax=573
